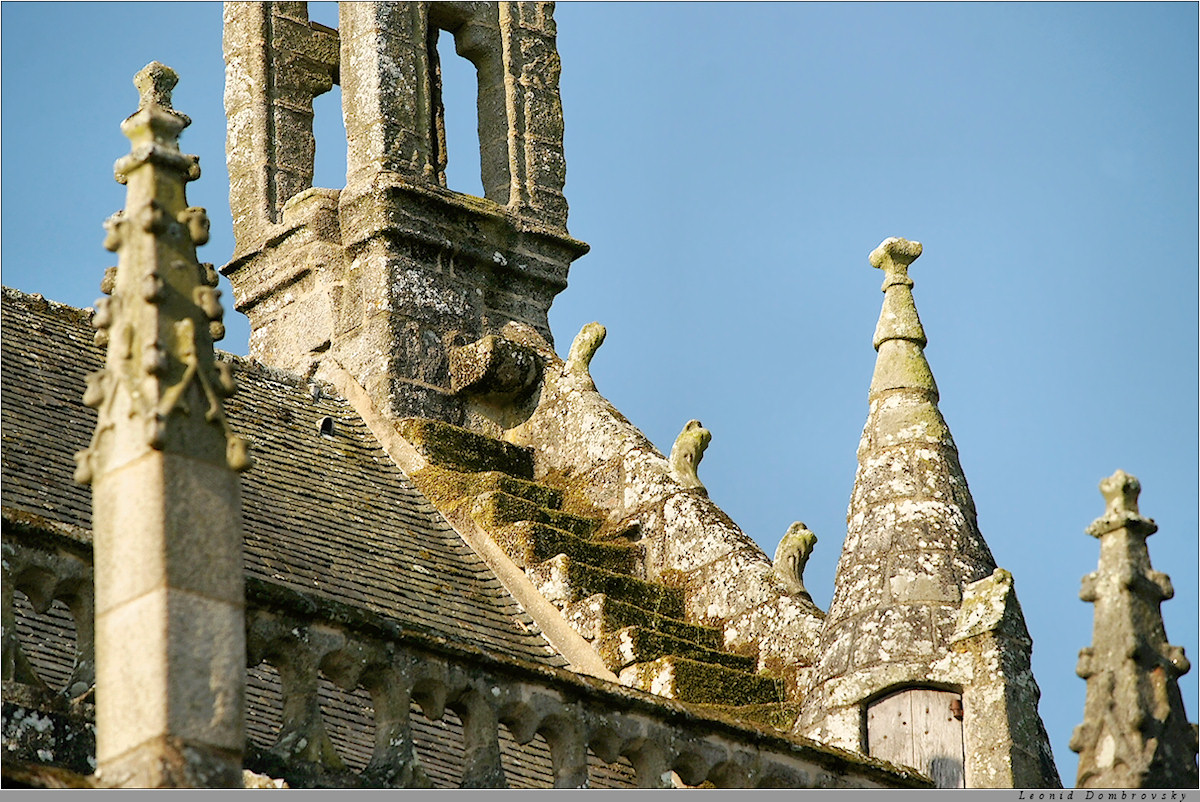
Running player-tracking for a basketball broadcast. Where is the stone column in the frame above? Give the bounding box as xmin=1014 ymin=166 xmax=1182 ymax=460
xmin=339 ymin=1 xmax=437 ymax=185
xmin=76 ymin=63 xmax=250 ymax=788
xmin=496 ymin=1 xmax=569 ymax=225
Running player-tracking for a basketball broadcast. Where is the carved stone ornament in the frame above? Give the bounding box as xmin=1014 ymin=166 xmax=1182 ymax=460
xmin=74 ymin=62 xmax=250 ymax=484
xmin=1071 ymin=470 xmax=1197 ymax=788
xmin=773 ymin=522 xmax=817 ymax=598
xmin=669 ymin=419 xmax=711 ymax=492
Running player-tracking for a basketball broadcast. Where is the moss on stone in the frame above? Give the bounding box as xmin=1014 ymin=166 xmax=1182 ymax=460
xmin=556 ymin=558 xmax=685 ymax=620
xmin=490 ymin=521 xmax=639 ymax=573
xmin=658 ymin=568 xmax=690 ymax=589
xmin=590 ymin=596 xmax=722 ymax=650
xmin=534 ymin=465 xmax=615 ymax=526
xmin=597 ymin=626 xmax=757 ymax=672
xmin=397 ymin=417 xmax=534 ymax=478
xmin=409 ymin=464 xmax=562 ymax=512
xmin=688 ymin=702 xmax=803 ymax=734
xmin=637 ymin=656 xmax=785 ymax=706
xmin=472 ymin=490 xmax=599 ymax=538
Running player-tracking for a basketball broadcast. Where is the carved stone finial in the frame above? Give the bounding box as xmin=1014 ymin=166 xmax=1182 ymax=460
xmin=869 ymin=236 xmax=923 ymax=284
xmin=669 ymin=419 xmax=711 ymax=493
xmin=1071 ymin=471 xmax=1197 ymax=788
xmin=1087 ymin=469 xmax=1157 ymax=538
xmin=773 ymin=522 xmax=817 ymax=599
xmin=82 ymin=64 xmax=248 ymax=789
xmin=867 ymin=236 xmax=933 ymax=390
xmin=869 ymin=237 xmax=925 ymax=343
xmin=115 ymin=62 xmax=196 ymax=185
xmin=134 ymin=61 xmax=178 ymax=110
xmin=1100 ymin=469 xmax=1140 ymax=516
xmin=566 ymin=322 xmax=606 ymax=378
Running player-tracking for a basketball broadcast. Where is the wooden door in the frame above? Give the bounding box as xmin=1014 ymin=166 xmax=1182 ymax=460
xmin=867 ymin=688 xmax=965 ymax=788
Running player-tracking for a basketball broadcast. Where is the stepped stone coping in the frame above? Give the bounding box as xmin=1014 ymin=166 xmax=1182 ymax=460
xmin=492 ymin=521 xmax=640 ymax=574
xmin=411 ymin=465 xmax=564 ymax=511
xmin=395 ymin=417 xmax=534 ymax=478
xmin=625 ymin=656 xmax=785 ymax=707
xmin=598 ymin=626 xmax=758 ymax=673
xmin=531 ymin=555 xmax=686 ymax=621
xmin=473 ymin=490 xmax=600 ymax=538
xmin=688 ymin=701 xmax=805 ymax=735
xmin=565 ymin=594 xmax=723 ymax=651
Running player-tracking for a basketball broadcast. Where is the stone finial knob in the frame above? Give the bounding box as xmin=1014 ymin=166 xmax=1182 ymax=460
xmin=1086 ymin=468 xmax=1157 ymax=538
xmin=1099 ymin=469 xmax=1141 ymax=516
xmin=134 ymin=61 xmax=178 ymax=110
xmin=567 ymin=321 xmax=606 ymax=376
xmin=869 ymin=237 xmax=923 ymax=276
xmin=669 ymin=419 xmax=711 ymax=493
xmin=773 ymin=522 xmax=817 ymax=599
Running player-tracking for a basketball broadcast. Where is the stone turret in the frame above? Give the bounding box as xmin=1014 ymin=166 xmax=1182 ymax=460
xmin=796 ymin=238 xmax=1059 ymax=788
xmin=1070 ymin=470 xmax=1198 ymax=788
xmin=221 ymin=2 xmax=588 ymax=432
xmin=76 ymin=63 xmax=249 ymax=787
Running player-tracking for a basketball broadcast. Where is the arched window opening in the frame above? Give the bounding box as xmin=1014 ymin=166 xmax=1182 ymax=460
xmin=411 ymin=700 xmax=466 ymax=787
xmin=434 ymin=28 xmax=487 ymax=199
xmin=12 ymin=593 xmax=76 ymax=692
xmin=312 ymin=82 xmax=347 ymax=191
xmin=306 ymin=1 xmax=338 ymax=29
xmin=305 ymin=2 xmax=345 ymax=191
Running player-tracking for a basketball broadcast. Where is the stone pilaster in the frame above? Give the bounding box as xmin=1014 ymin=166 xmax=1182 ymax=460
xmin=76 ymin=63 xmax=249 ymax=788
xmin=797 ymin=238 xmax=1058 ymax=788
xmin=339 ymin=2 xmax=437 ymax=185
xmin=1070 ymin=471 xmax=1198 ymax=788
xmin=223 ymin=1 xmax=338 ymax=248
xmin=496 ymin=1 xmax=569 ymax=226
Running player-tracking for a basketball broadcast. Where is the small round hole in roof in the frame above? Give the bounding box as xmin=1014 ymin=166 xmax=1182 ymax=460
xmin=318 ymin=416 xmax=335 ymax=437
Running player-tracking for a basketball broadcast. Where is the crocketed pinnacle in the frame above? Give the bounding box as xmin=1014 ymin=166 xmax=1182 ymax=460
xmin=75 ymin=62 xmax=248 ymax=484
xmin=1070 ymin=470 xmax=1197 ymax=788
xmin=810 ymin=237 xmax=996 ymax=689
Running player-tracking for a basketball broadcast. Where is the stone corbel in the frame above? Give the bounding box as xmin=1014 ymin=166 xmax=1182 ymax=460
xmin=449 ymin=334 xmax=543 ymax=402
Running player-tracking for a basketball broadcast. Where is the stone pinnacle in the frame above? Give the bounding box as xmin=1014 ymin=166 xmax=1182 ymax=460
xmin=867 ymin=236 xmax=935 ymax=396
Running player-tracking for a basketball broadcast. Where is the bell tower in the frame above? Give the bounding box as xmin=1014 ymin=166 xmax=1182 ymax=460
xmin=221 ymin=1 xmax=588 ymax=429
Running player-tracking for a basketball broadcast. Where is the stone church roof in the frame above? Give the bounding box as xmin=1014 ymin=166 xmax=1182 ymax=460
xmin=1 ymin=287 xmax=579 ymax=784
xmin=2 ymin=288 xmax=565 ymax=669
xmin=3 ymin=1 xmax=1192 ymax=790
xmin=1 ymin=287 xmax=928 ymax=790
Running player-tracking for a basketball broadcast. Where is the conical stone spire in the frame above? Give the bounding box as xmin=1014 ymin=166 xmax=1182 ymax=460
xmin=818 ymin=236 xmax=997 ymax=689
xmin=798 ymin=238 xmax=1058 ymax=788
xmin=77 ymin=63 xmax=248 ymax=788
xmin=1070 ymin=470 xmax=1198 ymax=788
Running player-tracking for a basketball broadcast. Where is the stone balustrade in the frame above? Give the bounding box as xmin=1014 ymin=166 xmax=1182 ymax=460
xmin=242 ymin=578 xmax=927 ymax=789
xmin=3 ymin=519 xmax=928 ymax=789
xmin=2 ymin=515 xmax=95 ymax=700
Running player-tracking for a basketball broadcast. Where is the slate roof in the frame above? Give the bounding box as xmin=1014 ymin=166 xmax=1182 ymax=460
xmin=2 ymin=286 xmax=604 ymax=784
xmin=1 ymin=286 xmax=563 ymax=668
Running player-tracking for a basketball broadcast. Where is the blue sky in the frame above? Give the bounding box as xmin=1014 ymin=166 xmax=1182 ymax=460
xmin=2 ymin=2 xmax=1196 ymax=784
